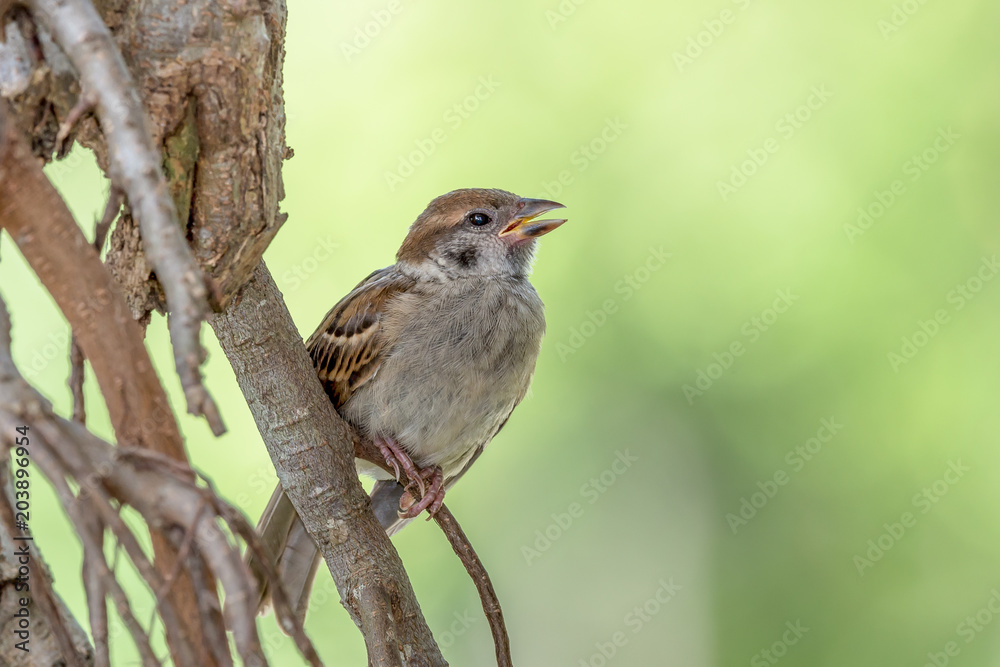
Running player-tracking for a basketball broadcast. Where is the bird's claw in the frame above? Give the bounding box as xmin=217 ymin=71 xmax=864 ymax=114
xmin=399 ymin=466 xmax=444 ymax=520
xmin=375 ymin=436 xmax=445 ymax=519
xmin=375 ymin=435 xmax=414 ymax=485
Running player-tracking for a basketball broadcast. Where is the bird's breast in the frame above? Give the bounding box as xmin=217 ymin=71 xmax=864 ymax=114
xmin=341 ymin=277 xmax=545 ymax=475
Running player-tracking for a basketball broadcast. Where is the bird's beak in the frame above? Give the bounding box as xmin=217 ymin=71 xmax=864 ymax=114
xmin=498 ymin=198 xmax=567 ymax=241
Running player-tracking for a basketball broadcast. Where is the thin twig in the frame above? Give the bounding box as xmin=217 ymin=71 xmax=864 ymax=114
xmin=28 ymin=440 xmax=163 ymax=666
xmin=357 ymin=436 xmax=514 ymax=666
xmin=0 ymin=298 xmax=89 ymax=666
xmin=172 ymin=528 xmax=233 ymax=667
xmin=151 ymin=500 xmax=207 ymax=628
xmin=81 ymin=513 xmax=110 ymax=667
xmin=434 ymin=506 xmax=511 ymax=667
xmin=94 ymin=186 xmax=123 ymax=252
xmin=55 ymin=89 xmax=96 ymax=157
xmin=69 ymin=334 xmax=86 ymax=423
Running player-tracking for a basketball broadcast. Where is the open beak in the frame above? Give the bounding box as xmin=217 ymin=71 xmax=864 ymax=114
xmin=498 ymin=198 xmax=567 ymax=241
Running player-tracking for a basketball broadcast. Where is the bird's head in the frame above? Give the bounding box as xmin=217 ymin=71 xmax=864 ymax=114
xmin=396 ymin=188 xmax=566 ymax=279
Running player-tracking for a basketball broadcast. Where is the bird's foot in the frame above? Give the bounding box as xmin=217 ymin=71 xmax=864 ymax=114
xmin=374 ymin=435 xmax=445 ymax=519
xmin=375 ymin=435 xmax=425 ymax=494
xmin=400 ymin=466 xmax=445 ymax=520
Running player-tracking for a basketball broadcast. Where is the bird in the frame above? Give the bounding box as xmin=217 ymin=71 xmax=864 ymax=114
xmin=248 ymin=188 xmax=567 ymax=620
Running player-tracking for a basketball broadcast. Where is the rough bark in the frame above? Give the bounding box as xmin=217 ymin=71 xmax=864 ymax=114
xmin=86 ymin=0 xmax=290 ymax=315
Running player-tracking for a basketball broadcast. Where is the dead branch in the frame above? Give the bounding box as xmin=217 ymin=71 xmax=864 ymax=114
xmin=0 ymin=304 xmax=93 ymax=666
xmin=0 ymin=97 xmax=217 ymax=664
xmin=0 ymin=294 xmax=321 ymax=667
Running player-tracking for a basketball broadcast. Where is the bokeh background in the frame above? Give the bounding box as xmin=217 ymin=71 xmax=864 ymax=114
xmin=2 ymin=0 xmax=999 ymax=664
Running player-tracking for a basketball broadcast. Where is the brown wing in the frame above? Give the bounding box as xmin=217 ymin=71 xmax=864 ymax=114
xmin=305 ymin=266 xmax=414 ymax=408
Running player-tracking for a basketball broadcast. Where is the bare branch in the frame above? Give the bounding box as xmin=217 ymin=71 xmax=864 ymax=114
xmin=0 ymin=302 xmax=93 ymax=666
xmin=211 ymin=261 xmax=447 ymax=666
xmin=0 ymin=295 xmax=322 ymax=666
xmin=69 ymin=187 xmax=122 ymax=424
xmin=27 ymin=443 xmax=162 ymax=667
xmin=0 ymin=99 xmax=214 ymax=665
xmin=80 ymin=513 xmax=110 ymax=667
xmin=202 ymin=479 xmax=323 ymax=667
xmin=69 ymin=334 xmax=86 ymax=423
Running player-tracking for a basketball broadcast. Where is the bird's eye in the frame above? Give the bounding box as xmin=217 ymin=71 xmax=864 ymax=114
xmin=468 ymin=212 xmax=491 ymax=226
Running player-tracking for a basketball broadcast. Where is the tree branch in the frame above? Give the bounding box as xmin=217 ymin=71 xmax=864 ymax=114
xmin=0 ymin=473 xmax=94 ymax=666
xmin=211 ymin=262 xmax=447 ymax=667
xmin=433 ymin=507 xmax=512 ymax=667
xmin=0 ymin=293 xmax=321 ymax=666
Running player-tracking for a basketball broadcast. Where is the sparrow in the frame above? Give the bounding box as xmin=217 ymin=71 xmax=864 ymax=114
xmin=249 ymin=188 xmax=566 ymax=619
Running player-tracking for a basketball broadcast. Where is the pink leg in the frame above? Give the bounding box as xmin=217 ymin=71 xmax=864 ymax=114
xmin=375 ymin=435 xmax=425 ymax=496
xmin=374 ymin=435 xmax=446 ymax=518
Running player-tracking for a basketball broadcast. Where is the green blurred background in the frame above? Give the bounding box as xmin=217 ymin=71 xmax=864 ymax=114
xmin=2 ymin=0 xmax=999 ymax=664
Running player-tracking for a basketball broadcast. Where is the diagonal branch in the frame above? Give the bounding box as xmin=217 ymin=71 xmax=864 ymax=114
xmin=211 ymin=262 xmax=447 ymax=667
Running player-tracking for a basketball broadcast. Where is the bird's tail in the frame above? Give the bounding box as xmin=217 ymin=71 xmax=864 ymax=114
xmin=247 ymin=480 xmax=414 ymax=620
xmin=369 ymin=478 xmax=417 ymax=537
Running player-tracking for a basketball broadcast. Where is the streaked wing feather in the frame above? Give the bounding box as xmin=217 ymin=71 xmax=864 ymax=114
xmin=305 ymin=267 xmax=414 ymax=408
